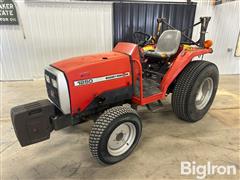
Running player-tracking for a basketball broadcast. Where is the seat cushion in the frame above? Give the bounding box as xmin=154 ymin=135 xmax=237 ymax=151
xmin=144 ymin=30 xmax=181 ymax=59
xmin=156 ymin=30 xmax=181 ymax=56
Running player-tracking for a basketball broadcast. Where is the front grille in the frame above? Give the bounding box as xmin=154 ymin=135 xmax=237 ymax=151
xmin=45 ymin=70 xmax=60 ymax=108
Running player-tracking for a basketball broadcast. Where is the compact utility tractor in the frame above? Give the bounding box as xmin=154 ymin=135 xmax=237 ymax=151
xmin=11 ymin=17 xmax=219 ymax=164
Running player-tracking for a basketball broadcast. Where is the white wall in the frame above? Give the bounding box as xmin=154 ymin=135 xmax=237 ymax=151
xmin=192 ymin=0 xmax=240 ymax=74
xmin=1 ymin=1 xmax=239 ymax=81
xmin=1 ymin=1 xmax=113 ymax=80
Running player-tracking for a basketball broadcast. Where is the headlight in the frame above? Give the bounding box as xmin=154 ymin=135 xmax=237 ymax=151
xmin=52 ymin=79 xmax=58 ymax=88
xmin=45 ymin=75 xmax=50 ymax=83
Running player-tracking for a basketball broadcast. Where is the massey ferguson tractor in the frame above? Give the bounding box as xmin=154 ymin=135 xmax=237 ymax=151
xmin=11 ymin=17 xmax=219 ymax=164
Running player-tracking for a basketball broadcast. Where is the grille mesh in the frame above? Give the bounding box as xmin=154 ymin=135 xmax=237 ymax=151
xmin=45 ymin=70 xmax=60 ymax=108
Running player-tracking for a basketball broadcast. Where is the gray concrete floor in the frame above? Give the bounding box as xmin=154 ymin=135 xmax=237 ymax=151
xmin=1 ymin=75 xmax=240 ymax=180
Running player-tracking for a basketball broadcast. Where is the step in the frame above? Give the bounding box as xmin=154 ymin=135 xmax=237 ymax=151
xmin=146 ymin=100 xmax=164 ymax=112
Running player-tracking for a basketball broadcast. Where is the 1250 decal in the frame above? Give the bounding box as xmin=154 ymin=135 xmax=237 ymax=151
xmin=74 ymin=72 xmax=130 ymax=86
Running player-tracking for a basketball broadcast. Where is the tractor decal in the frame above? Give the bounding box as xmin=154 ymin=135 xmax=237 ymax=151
xmin=74 ymin=72 xmax=130 ymax=87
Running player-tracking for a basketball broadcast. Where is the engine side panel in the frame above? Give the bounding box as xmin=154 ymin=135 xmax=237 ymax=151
xmin=81 ymin=86 xmax=133 ymax=117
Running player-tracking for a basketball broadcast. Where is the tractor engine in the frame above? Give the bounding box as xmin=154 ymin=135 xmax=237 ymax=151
xmin=44 ymin=51 xmax=134 ymax=116
xmin=140 ymin=53 xmax=172 ymax=84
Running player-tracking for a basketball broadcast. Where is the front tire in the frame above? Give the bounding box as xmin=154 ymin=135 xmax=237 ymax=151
xmin=89 ymin=106 xmax=142 ymax=164
xmin=172 ymin=60 xmax=219 ymax=122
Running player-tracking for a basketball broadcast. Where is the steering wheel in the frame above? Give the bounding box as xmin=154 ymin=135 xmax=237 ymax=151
xmin=133 ymin=31 xmax=153 ymax=47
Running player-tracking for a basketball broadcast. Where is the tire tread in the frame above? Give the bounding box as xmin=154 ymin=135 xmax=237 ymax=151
xmin=172 ymin=60 xmax=216 ymax=121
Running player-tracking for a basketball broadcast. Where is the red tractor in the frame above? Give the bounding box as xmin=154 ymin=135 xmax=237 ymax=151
xmin=11 ymin=17 xmax=218 ymax=164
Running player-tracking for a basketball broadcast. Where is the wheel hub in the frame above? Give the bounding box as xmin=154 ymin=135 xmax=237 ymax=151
xmin=195 ymin=77 xmax=214 ymax=110
xmin=107 ymin=122 xmax=136 ymax=156
xmin=116 ymin=132 xmax=124 ymax=141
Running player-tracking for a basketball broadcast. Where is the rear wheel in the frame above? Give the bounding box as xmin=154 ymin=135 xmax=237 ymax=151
xmin=89 ymin=106 xmax=142 ymax=164
xmin=171 ymin=60 xmax=219 ymax=122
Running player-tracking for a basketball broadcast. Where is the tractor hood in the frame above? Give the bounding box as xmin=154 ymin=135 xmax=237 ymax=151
xmin=46 ymin=42 xmax=141 ymax=115
xmin=52 ymin=51 xmax=128 ymax=74
xmin=50 ymin=50 xmax=132 ymax=114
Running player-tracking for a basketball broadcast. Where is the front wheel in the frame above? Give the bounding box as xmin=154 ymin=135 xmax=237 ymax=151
xmin=171 ymin=60 xmax=219 ymax=122
xmin=89 ymin=106 xmax=142 ymax=164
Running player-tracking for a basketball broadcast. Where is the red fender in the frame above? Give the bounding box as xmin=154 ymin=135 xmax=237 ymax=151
xmin=131 ymin=47 xmax=213 ymax=105
xmin=160 ymin=48 xmax=213 ymax=94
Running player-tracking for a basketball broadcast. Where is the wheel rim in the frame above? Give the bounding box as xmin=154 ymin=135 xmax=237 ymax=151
xmin=107 ymin=122 xmax=136 ymax=156
xmin=195 ymin=77 xmax=214 ymax=110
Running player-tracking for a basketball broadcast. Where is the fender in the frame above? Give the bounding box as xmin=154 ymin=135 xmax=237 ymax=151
xmin=160 ymin=48 xmax=213 ymax=94
xmin=132 ymin=48 xmax=213 ymax=105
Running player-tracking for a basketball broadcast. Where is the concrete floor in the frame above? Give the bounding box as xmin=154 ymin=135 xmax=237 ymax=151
xmin=1 ymin=75 xmax=239 ymax=180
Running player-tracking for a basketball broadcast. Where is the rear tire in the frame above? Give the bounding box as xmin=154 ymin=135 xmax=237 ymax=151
xmin=171 ymin=60 xmax=219 ymax=122
xmin=89 ymin=106 xmax=142 ymax=164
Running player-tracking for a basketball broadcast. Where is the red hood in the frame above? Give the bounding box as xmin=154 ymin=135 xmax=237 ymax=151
xmin=51 ymin=51 xmax=127 ymax=74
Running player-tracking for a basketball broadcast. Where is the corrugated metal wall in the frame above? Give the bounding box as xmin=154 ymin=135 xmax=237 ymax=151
xmin=193 ymin=0 xmax=240 ymax=74
xmin=1 ymin=1 xmax=113 ymax=80
xmin=113 ymin=2 xmax=196 ymax=45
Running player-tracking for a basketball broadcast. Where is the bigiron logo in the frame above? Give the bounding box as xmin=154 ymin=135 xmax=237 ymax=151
xmin=74 ymin=72 xmax=130 ymax=87
xmin=180 ymin=161 xmax=237 ymax=179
